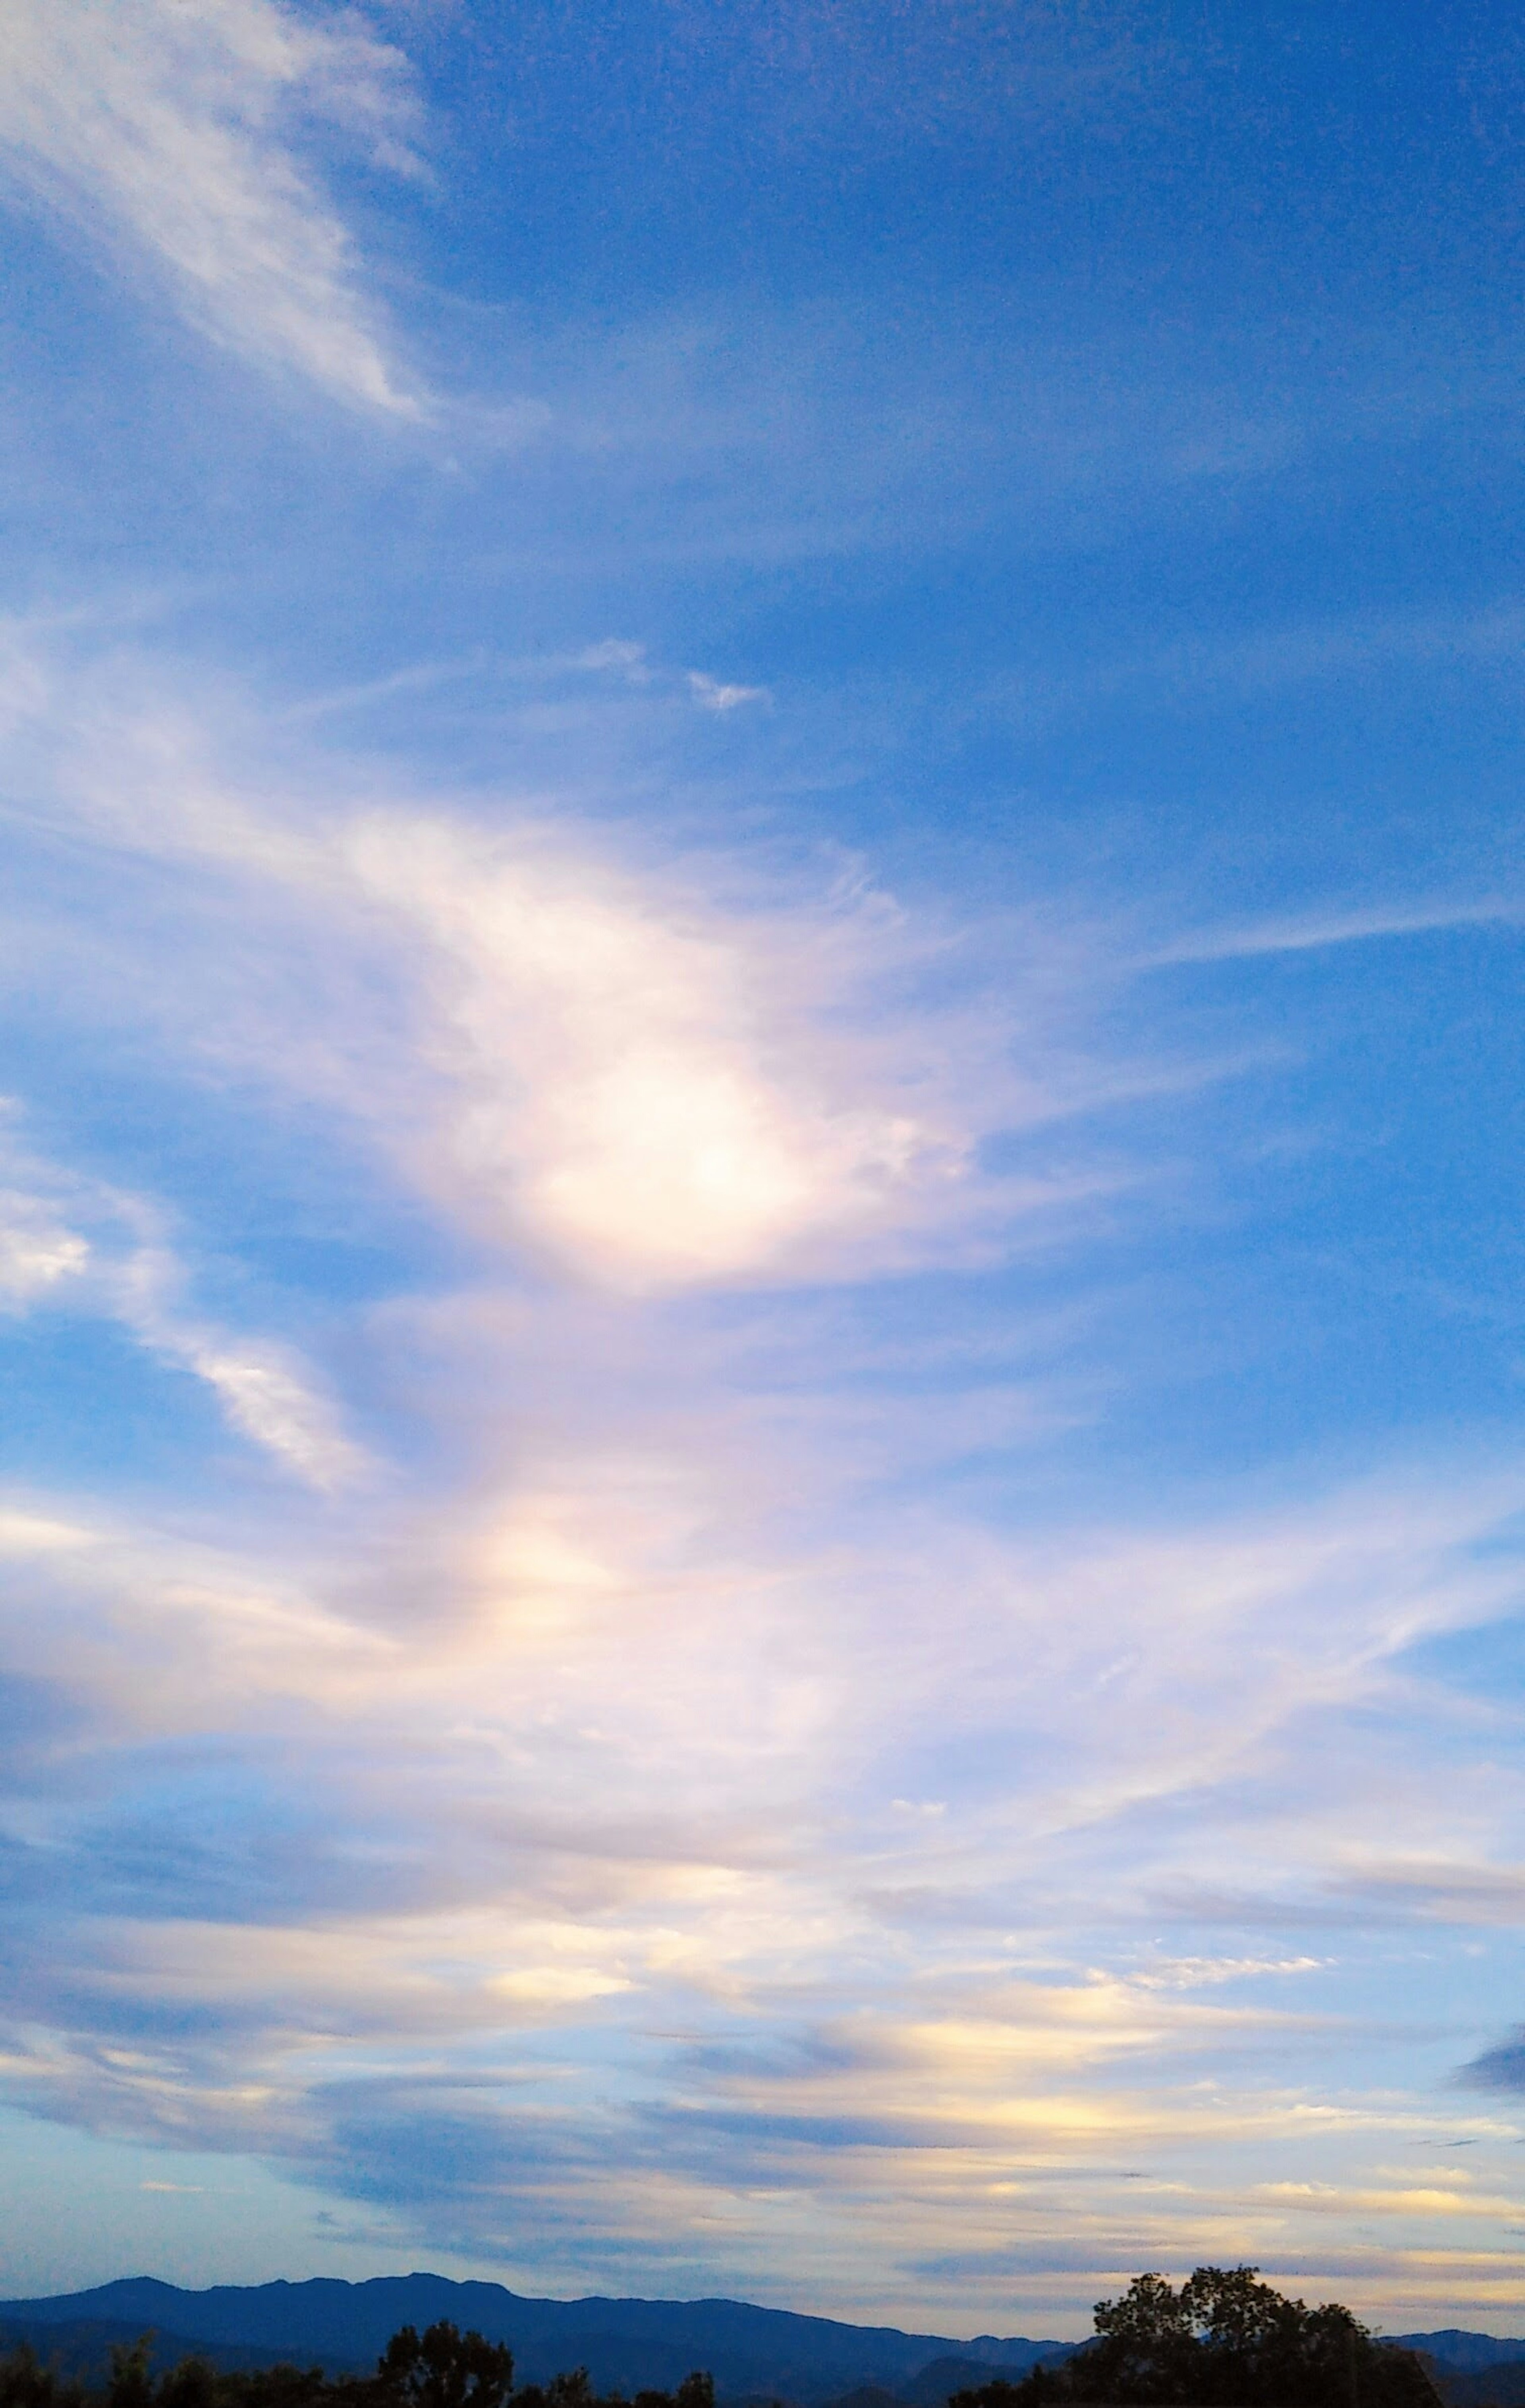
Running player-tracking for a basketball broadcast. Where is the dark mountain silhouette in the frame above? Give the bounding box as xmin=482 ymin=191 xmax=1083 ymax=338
xmin=0 ymin=2319 xmax=338 ymax=2385
xmin=1412 ymin=2364 xmax=1525 ymax=2408
xmin=0 ymin=2280 xmax=1073 ymax=2405
xmin=1395 ymin=2339 xmax=1525 ymax=2374
xmin=1385 ymin=2338 xmax=1525 ymax=2408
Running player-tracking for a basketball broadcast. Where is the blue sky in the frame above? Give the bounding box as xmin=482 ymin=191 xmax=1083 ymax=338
xmin=2 ymin=0 xmax=1525 ymax=2342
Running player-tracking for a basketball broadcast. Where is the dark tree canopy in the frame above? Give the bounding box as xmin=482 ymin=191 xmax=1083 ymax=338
xmin=0 ymin=2345 xmax=85 ymax=2408
xmin=0 ymin=2328 xmax=525 ymax=2408
xmin=376 ymin=2328 xmax=514 ymax=2408
xmin=951 ymin=2268 xmax=1444 ymax=2408
xmin=0 ymin=2325 xmax=719 ymax=2408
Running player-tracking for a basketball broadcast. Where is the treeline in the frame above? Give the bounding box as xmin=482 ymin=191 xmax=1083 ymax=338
xmin=0 ymin=2322 xmax=718 ymax=2408
xmin=0 ymin=2276 xmax=1450 ymax=2408
xmin=950 ymin=2269 xmax=1443 ymax=2406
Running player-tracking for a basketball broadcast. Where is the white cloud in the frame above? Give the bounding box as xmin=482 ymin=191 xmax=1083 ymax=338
xmin=335 ymin=809 xmax=981 ymax=1287
xmin=145 ymin=1324 xmax=366 ymax=1491
xmin=1 ymin=1448 xmax=1522 ymax=2314
xmin=1147 ymin=896 xmax=1520 ymax=967
xmin=688 ymin=669 xmax=771 ymax=712
xmin=9 ymin=634 xmax=1525 ymax=2311
xmin=575 ymin=639 xmax=652 ymax=681
xmin=0 ymin=1112 xmax=363 ymax=1488
xmin=2 ymin=652 xmax=1102 ymax=1292
xmin=0 ymin=0 xmax=423 ymax=413
xmin=0 ymin=1189 xmax=90 ymax=1305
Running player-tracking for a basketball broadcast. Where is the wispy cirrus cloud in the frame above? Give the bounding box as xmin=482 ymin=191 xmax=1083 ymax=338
xmin=0 ymin=0 xmax=424 ymax=414
xmin=1 ymin=1405 xmax=1523 ymax=2312
xmin=1146 ymin=897 xmax=1523 ymax=968
xmin=0 ymin=1186 xmax=90 ymax=1305
xmin=0 ymin=635 xmax=1127 ymax=1292
xmin=0 ymin=1109 xmax=363 ymax=1489
xmin=5 ymin=617 xmax=1525 ymax=2316
xmin=2 ymin=0 xmax=1524 ymax=2331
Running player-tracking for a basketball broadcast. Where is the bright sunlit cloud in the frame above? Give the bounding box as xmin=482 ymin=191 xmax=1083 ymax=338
xmin=0 ymin=636 xmax=1116 ymax=1291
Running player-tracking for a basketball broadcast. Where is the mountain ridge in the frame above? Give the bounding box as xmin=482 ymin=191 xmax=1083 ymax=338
xmin=0 ymin=2277 xmax=1074 ymax=2404
xmin=1393 ymin=2336 xmax=1525 ymax=2372
xmin=6 ymin=2280 xmax=1521 ymax=2404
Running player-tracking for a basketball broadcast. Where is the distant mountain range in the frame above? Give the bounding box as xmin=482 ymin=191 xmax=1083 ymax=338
xmin=1390 ymin=2337 xmax=1525 ymax=2408
xmin=1397 ymin=2337 xmax=1525 ymax=2373
xmin=0 ymin=2277 xmax=1074 ymax=2404
xmin=4 ymin=2279 xmax=1524 ymax=2408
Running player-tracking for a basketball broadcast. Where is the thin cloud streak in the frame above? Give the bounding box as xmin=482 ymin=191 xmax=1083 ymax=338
xmin=0 ymin=0 xmax=424 ymax=414
xmin=0 ymin=1111 xmax=363 ymax=1489
xmin=1144 ymin=898 xmax=1522 ymax=967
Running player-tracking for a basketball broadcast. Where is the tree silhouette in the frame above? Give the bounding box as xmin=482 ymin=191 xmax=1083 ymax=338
xmin=0 ymin=2329 xmax=716 ymax=2408
xmin=0 ymin=2342 xmax=83 ymax=2408
xmin=1062 ymin=2268 xmax=1442 ymax=2405
xmin=375 ymin=2327 xmax=513 ymax=2408
xmin=105 ymin=2342 xmax=156 ymax=2408
xmin=157 ymin=2364 xmax=218 ymax=2408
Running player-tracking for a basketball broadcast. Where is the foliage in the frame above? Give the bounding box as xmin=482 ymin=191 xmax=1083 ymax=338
xmin=106 ymin=2346 xmax=158 ymax=2408
xmin=376 ymin=2328 xmax=514 ymax=2408
xmin=948 ymin=2376 xmax=1064 ymax=2408
xmin=213 ymin=2375 xmax=330 ymax=2408
xmin=952 ymin=2267 xmax=1444 ymax=2407
xmin=0 ymin=2326 xmax=715 ymax=2408
xmin=0 ymin=2343 xmax=85 ymax=2408
xmin=154 ymin=2367 xmax=221 ymax=2408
